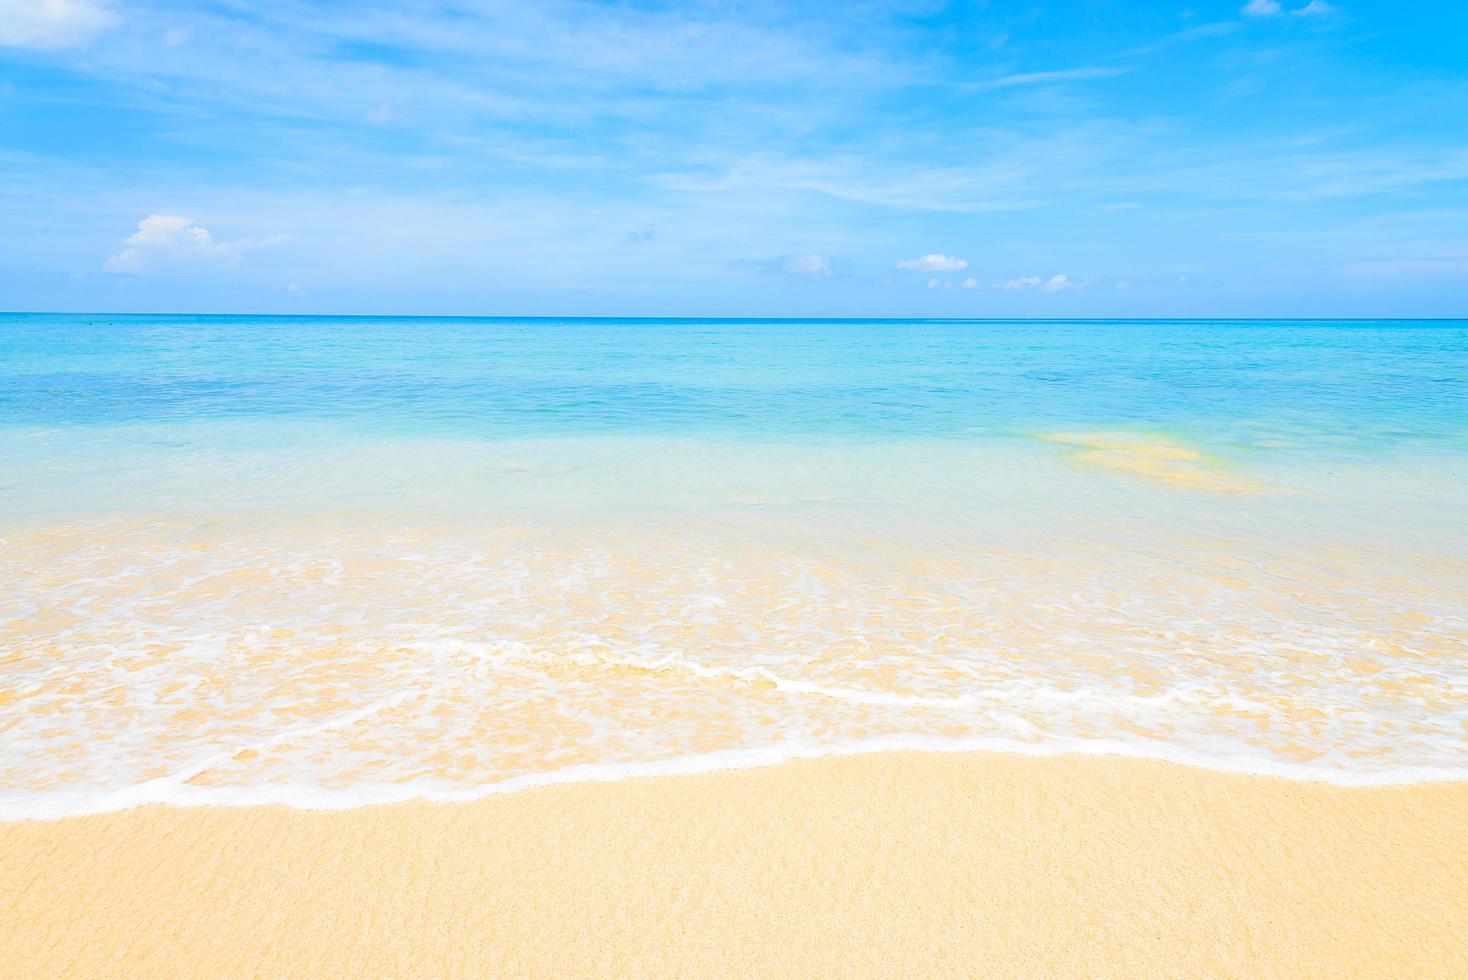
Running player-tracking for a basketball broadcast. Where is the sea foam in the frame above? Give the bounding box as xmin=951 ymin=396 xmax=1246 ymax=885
xmin=3 ymin=509 xmax=1464 ymax=821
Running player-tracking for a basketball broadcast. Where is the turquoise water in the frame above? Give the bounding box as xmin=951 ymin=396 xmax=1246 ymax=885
xmin=4 ymin=314 xmax=1465 ymax=444
xmin=2 ymin=315 xmax=1466 ymax=816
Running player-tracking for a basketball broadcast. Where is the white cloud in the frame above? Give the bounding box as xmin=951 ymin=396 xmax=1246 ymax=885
xmin=0 ymin=0 xmax=116 ymax=49
xmin=926 ymin=277 xmax=941 ymax=289
xmin=961 ymin=277 xmax=978 ymax=289
xmin=783 ymin=253 xmax=832 ymax=277
xmin=161 ymin=26 xmax=189 ymax=48
xmin=104 ymin=214 xmax=283 ymax=274
xmin=897 ymin=253 xmax=967 ymax=272
xmin=1042 ymin=273 xmax=1079 ymax=291
xmin=1002 ymin=275 xmax=1043 ymax=291
xmin=1292 ymin=0 xmax=1336 ymax=15
xmin=1242 ymin=0 xmax=1282 ymax=15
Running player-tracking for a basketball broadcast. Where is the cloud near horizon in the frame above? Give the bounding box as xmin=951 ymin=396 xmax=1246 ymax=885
xmin=783 ymin=254 xmax=833 ymax=277
xmin=729 ymin=253 xmax=834 ymax=278
xmin=1003 ymin=274 xmax=1086 ymax=292
xmin=104 ymin=215 xmax=284 ymax=274
xmin=896 ymin=254 xmax=968 ymax=273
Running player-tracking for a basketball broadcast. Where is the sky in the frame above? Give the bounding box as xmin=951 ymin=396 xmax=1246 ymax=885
xmin=1 ymin=0 xmax=1466 ymax=316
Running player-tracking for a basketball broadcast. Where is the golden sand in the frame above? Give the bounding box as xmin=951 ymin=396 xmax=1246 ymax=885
xmin=2 ymin=752 xmax=1464 ymax=978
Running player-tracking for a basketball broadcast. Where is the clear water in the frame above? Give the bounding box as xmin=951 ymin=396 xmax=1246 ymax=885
xmin=2 ymin=315 xmax=1465 ymax=817
xmin=5 ymin=315 xmax=1466 ymax=440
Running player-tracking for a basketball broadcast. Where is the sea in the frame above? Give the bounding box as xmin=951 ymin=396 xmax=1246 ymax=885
xmin=2 ymin=314 xmax=1465 ymax=818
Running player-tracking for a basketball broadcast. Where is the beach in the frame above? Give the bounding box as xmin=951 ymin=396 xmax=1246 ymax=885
xmin=3 ymin=316 xmax=1465 ymax=975
xmin=7 ymin=0 xmax=1468 ymax=969
xmin=4 ymin=750 xmax=1465 ymax=977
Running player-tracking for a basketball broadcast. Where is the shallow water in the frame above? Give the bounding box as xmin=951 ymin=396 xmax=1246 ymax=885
xmin=2 ymin=315 xmax=1465 ymax=816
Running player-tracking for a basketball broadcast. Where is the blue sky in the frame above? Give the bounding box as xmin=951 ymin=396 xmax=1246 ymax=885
xmin=2 ymin=0 xmax=1465 ymax=316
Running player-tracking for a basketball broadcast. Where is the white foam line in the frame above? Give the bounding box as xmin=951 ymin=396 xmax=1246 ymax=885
xmin=12 ymin=684 xmax=445 ymax=824
xmin=430 ymin=639 xmax=1193 ymax=709
xmin=2 ymin=733 xmax=1465 ymax=823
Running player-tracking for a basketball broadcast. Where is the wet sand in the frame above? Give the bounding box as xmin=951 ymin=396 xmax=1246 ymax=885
xmin=2 ymin=751 xmax=1465 ymax=977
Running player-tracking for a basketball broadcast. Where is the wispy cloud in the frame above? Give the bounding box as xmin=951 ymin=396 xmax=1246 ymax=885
xmin=974 ymin=66 xmax=1134 ymax=91
xmin=1242 ymin=0 xmax=1283 ymax=17
xmin=654 ymin=154 xmax=1053 ymax=214
xmin=1345 ymin=257 xmax=1468 ymax=278
xmin=729 ymin=253 xmax=834 ymax=278
xmin=0 ymin=0 xmax=116 ymax=49
xmin=1124 ymin=21 xmax=1240 ymax=58
xmin=1003 ymin=274 xmax=1087 ymax=292
xmin=1242 ymin=0 xmax=1338 ymax=17
xmin=782 ymin=253 xmax=833 ymax=277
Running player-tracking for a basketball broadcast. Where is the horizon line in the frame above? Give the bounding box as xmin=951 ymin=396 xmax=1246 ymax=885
xmin=5 ymin=311 xmax=1467 ymax=323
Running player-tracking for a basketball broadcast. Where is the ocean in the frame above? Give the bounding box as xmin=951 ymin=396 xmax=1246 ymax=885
xmin=2 ymin=314 xmax=1465 ymax=817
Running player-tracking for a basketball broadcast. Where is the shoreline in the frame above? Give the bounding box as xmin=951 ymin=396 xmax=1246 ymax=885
xmin=4 ymin=750 xmax=1465 ymax=977
xmin=5 ymin=736 xmax=1466 ymax=823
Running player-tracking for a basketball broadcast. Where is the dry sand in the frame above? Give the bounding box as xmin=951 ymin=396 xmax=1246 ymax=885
xmin=2 ymin=751 xmax=1465 ymax=977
